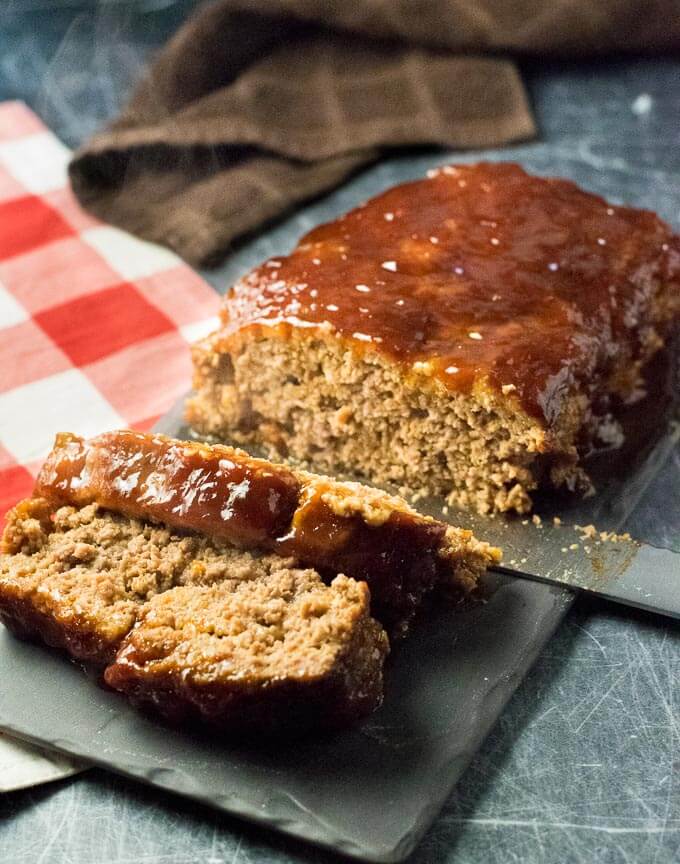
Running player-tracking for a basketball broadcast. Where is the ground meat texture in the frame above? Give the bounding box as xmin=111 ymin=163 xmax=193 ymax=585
xmin=0 ymin=499 xmax=306 ymax=665
xmin=31 ymin=431 xmax=500 ymax=638
xmin=105 ymin=572 xmax=388 ymax=734
xmin=0 ymin=500 xmax=388 ymax=732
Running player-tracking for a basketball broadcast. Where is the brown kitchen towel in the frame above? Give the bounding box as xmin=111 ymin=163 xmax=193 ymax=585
xmin=69 ymin=0 xmax=680 ymax=267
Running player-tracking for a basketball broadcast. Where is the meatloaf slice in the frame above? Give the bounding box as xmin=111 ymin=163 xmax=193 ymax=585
xmin=33 ymin=430 xmax=500 ymax=636
xmin=186 ymin=162 xmax=680 ymax=514
xmin=0 ymin=497 xmax=307 ymax=666
xmin=0 ymin=500 xmax=388 ymax=731
xmin=0 ymin=428 xmax=498 ymax=733
xmin=105 ymin=572 xmax=387 ymax=734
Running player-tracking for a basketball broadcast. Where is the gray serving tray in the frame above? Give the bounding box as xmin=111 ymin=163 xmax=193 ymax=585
xmin=0 ymin=393 xmax=676 ymax=862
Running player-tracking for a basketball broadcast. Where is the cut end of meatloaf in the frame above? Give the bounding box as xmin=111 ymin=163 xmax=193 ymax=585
xmin=30 ymin=431 xmax=500 ymax=637
xmin=186 ymin=331 xmax=556 ymax=515
xmin=186 ymin=162 xmax=680 ymax=514
xmin=0 ymin=497 xmax=303 ymax=666
xmin=105 ymin=572 xmax=388 ymax=733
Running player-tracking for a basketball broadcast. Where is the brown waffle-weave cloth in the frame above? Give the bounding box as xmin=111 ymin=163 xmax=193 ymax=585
xmin=70 ymin=0 xmax=680 ymax=267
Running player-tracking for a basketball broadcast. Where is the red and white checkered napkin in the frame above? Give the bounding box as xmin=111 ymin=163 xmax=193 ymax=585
xmin=0 ymin=102 xmax=220 ymax=525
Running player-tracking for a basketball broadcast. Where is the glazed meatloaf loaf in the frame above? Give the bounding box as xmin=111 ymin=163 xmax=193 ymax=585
xmin=0 ymin=431 xmax=498 ymax=732
xmin=186 ymin=163 xmax=680 ymax=514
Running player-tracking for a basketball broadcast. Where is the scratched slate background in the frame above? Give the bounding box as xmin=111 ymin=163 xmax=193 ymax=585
xmin=1 ymin=2 xmax=679 ymax=862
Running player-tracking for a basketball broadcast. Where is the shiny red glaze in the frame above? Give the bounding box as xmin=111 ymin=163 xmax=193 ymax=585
xmin=31 ymin=432 xmax=468 ymax=636
xmin=219 ymin=163 xmax=680 ymax=423
xmin=35 ymin=431 xmax=300 ymax=547
xmin=275 ymin=489 xmax=448 ymax=634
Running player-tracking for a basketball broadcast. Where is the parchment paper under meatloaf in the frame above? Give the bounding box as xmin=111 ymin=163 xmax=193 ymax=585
xmin=186 ymin=162 xmax=680 ymax=514
xmin=0 ymin=431 xmax=499 ymax=733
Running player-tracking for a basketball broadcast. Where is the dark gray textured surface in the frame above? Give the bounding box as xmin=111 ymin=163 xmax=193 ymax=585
xmin=1 ymin=3 xmax=679 ymax=862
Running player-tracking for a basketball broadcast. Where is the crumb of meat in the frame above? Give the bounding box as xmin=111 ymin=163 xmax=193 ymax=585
xmin=575 ymin=524 xmax=633 ymax=543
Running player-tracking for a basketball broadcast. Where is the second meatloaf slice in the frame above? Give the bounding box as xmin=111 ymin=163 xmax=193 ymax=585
xmin=105 ymin=572 xmax=386 ymax=733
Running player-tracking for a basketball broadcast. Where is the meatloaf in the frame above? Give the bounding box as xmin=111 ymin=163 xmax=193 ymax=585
xmin=105 ymin=573 xmax=385 ymax=734
xmin=0 ymin=430 xmax=498 ymax=733
xmin=186 ymin=162 xmax=680 ymax=514
xmin=1 ymin=498 xmax=386 ymax=732
xmin=32 ymin=430 xmax=499 ymax=636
